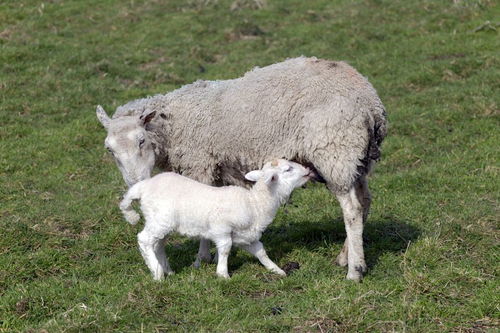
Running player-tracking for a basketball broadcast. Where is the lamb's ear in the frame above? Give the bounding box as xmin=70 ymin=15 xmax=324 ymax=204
xmin=96 ymin=105 xmax=110 ymax=129
xmin=245 ymin=170 xmax=264 ymax=182
xmin=139 ymin=111 xmax=156 ymax=128
xmin=263 ymin=172 xmax=278 ymax=185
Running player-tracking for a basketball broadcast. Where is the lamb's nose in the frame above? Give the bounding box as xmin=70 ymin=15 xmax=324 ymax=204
xmin=306 ymin=168 xmax=316 ymax=178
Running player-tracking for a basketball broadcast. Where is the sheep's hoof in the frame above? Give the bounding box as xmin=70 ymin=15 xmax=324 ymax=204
xmin=274 ymin=268 xmax=287 ymax=276
xmin=346 ymin=272 xmax=363 ymax=282
xmin=193 ymin=254 xmax=212 ymax=269
xmin=334 ymin=246 xmax=348 ymax=267
xmin=334 ymin=253 xmax=348 ymax=267
xmin=346 ymin=264 xmax=367 ymax=282
xmin=217 ymin=272 xmax=230 ymax=279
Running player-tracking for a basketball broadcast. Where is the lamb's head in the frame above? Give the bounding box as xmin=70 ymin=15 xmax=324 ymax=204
xmin=96 ymin=105 xmax=156 ymax=187
xmin=245 ymin=159 xmax=314 ymax=199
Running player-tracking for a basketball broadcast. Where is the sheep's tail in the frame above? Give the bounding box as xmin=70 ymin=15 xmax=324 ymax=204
xmin=120 ymin=182 xmax=144 ymax=225
xmin=368 ymin=105 xmax=388 ymax=162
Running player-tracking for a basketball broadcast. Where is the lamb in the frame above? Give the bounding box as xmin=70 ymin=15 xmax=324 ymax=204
xmin=119 ymin=159 xmax=314 ymax=280
xmin=97 ymin=56 xmax=387 ymax=281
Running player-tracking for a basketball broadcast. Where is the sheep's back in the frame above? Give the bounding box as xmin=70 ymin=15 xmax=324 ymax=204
xmin=131 ymin=57 xmax=386 ymax=190
xmin=167 ymin=57 xmax=384 ymax=164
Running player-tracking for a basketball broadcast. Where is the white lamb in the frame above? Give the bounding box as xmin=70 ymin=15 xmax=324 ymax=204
xmin=119 ymin=159 xmax=314 ymax=280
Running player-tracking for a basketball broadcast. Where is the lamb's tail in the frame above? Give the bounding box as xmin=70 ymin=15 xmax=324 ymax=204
xmin=120 ymin=181 xmax=144 ymax=225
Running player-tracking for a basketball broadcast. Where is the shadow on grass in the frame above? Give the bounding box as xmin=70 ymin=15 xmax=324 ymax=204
xmin=163 ymin=215 xmax=420 ymax=274
xmin=260 ymin=215 xmax=420 ymax=270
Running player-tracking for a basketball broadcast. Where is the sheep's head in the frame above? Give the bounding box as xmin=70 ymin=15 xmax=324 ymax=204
xmin=244 ymin=159 xmax=314 ymax=195
xmin=96 ymin=105 xmax=156 ymax=187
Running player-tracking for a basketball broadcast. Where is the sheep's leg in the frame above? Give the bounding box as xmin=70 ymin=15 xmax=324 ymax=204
xmin=335 ymin=239 xmax=349 ymax=267
xmin=193 ymin=238 xmax=212 ymax=268
xmin=241 ymin=241 xmax=286 ymax=276
xmin=154 ymin=236 xmax=174 ymax=276
xmin=355 ymin=175 xmax=371 ymax=223
xmin=184 ymin=170 xmax=214 ymax=269
xmin=138 ymin=231 xmax=165 ymax=280
xmin=214 ymin=237 xmax=232 ymax=279
xmin=213 ymin=250 xmax=219 ymax=264
xmin=336 ymin=186 xmax=367 ymax=282
xmin=335 ymin=176 xmax=371 ymax=268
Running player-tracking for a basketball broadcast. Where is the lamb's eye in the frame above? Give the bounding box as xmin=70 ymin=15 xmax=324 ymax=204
xmin=139 ymin=138 xmax=145 ymax=148
xmin=106 ymin=147 xmax=113 ymax=154
xmin=286 ymin=166 xmax=293 ymax=172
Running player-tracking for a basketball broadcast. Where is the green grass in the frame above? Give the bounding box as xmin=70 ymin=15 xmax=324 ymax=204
xmin=1 ymin=0 xmax=499 ymax=331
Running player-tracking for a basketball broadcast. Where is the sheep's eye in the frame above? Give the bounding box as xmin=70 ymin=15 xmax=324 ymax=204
xmin=285 ymin=166 xmax=293 ymax=172
xmin=139 ymin=138 xmax=145 ymax=148
xmin=106 ymin=147 xmax=113 ymax=154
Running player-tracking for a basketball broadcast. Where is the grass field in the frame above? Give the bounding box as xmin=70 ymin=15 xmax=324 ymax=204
xmin=1 ymin=0 xmax=499 ymax=331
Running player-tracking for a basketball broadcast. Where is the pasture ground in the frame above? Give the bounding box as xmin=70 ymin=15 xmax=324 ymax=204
xmin=1 ymin=0 xmax=499 ymax=331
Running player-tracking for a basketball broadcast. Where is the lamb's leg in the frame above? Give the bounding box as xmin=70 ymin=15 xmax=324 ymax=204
xmin=154 ymin=236 xmax=174 ymax=276
xmin=241 ymin=241 xmax=286 ymax=276
xmin=193 ymin=238 xmax=212 ymax=268
xmin=214 ymin=236 xmax=232 ymax=279
xmin=336 ymin=186 xmax=367 ymax=282
xmin=138 ymin=231 xmax=165 ymax=280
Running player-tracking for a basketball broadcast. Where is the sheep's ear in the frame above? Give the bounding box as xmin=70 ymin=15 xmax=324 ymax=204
xmin=96 ymin=105 xmax=110 ymax=129
xmin=245 ymin=170 xmax=264 ymax=182
xmin=140 ymin=111 xmax=156 ymax=128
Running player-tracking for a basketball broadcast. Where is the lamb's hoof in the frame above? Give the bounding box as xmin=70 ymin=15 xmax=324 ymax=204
xmin=125 ymin=211 xmax=141 ymax=225
xmin=334 ymin=252 xmax=348 ymax=267
xmin=274 ymin=269 xmax=287 ymax=276
xmin=217 ymin=272 xmax=230 ymax=279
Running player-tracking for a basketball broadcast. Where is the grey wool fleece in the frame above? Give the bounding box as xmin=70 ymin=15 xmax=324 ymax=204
xmin=113 ymin=56 xmax=387 ymax=194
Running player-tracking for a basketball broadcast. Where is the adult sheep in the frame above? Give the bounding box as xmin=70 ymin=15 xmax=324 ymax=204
xmin=96 ymin=56 xmax=387 ymax=282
